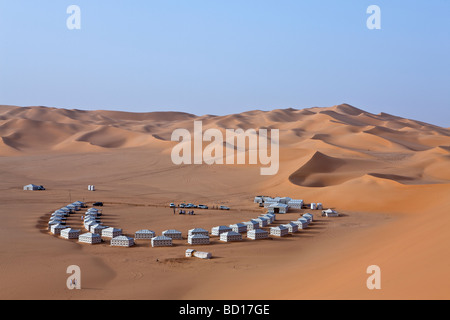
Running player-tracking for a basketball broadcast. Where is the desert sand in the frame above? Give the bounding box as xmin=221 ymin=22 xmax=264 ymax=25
xmin=0 ymin=103 xmax=449 ymax=300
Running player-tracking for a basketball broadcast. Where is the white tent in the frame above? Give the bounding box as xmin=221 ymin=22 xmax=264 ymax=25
xmin=303 ymin=213 xmax=314 ymax=222
xmin=188 ymin=234 xmax=210 ymax=245
xmin=292 ymin=220 xmax=308 ymax=229
xmin=219 ymin=231 xmax=242 ymax=242
xmin=53 ymin=210 xmax=69 ymax=216
xmin=84 ymin=220 xmax=97 ymax=231
xmin=287 ymin=199 xmax=304 ymax=209
xmin=252 ymin=217 xmax=269 ymax=228
xmin=84 ymin=216 xmax=99 ymax=222
xmin=102 ymin=227 xmax=122 ymax=238
xmin=322 ymin=209 xmax=339 ymax=217
xmin=49 ymin=220 xmax=65 ymax=227
xmin=282 ymin=222 xmax=299 ymax=233
xmin=162 ymin=229 xmax=182 ymax=240
xmin=111 ymin=236 xmax=135 ymax=247
xmin=254 ymin=196 xmax=264 ymax=203
xmin=270 ymin=225 xmax=289 ymax=237
xmin=51 ymin=223 xmax=67 ymax=235
xmin=135 ymin=229 xmax=156 ymax=240
xmin=61 ymin=206 xmax=74 ymax=213
xmin=265 ymin=212 xmax=276 ymax=220
xmin=229 ymin=223 xmax=247 ymax=233
xmin=66 ymin=204 xmax=78 ymax=212
xmin=243 ymin=220 xmax=259 ymax=231
xmin=188 ymin=228 xmax=209 ymax=237
xmin=48 ymin=220 xmax=62 ymax=230
xmin=70 ymin=203 xmax=81 ymax=211
xmin=84 ymin=219 xmax=100 ymax=226
xmin=186 ymin=249 xmax=195 ymax=257
xmin=247 ymin=229 xmax=269 ymax=240
xmin=211 ymin=225 xmax=232 ymax=236
xmin=261 ymin=213 xmax=275 ymax=224
xmin=267 ymin=203 xmax=289 ymax=214
xmin=78 ymin=232 xmax=102 ymax=244
xmin=60 ymin=228 xmax=80 ymax=239
xmin=151 ymin=236 xmax=173 ymax=247
xmin=50 ymin=214 xmax=66 ymax=220
xmin=87 ymin=208 xmax=102 ymax=216
xmin=302 ymin=214 xmax=312 ymax=224
xmin=73 ymin=201 xmax=86 ymax=208
xmin=186 ymin=249 xmax=212 ymax=259
xmin=90 ymin=224 xmax=107 ymax=235
xmin=194 ymin=251 xmax=212 ymax=259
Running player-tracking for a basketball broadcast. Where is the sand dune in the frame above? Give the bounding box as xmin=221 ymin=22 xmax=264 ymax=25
xmin=0 ymin=103 xmax=449 ymax=300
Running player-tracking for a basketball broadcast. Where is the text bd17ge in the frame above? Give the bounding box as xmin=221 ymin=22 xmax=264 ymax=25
xmin=223 ymin=304 xmax=270 ymax=315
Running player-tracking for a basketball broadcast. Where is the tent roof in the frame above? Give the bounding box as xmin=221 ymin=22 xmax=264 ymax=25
xmin=163 ymin=229 xmax=182 ymax=234
xmin=189 ymin=234 xmax=209 ymax=239
xmin=62 ymin=228 xmax=80 ymax=233
xmin=271 ymin=225 xmax=288 ymax=230
xmin=248 ymin=229 xmax=267 ymax=234
xmin=189 ymin=228 xmax=208 ymax=232
xmin=104 ymin=227 xmax=121 ymax=232
xmin=112 ymin=236 xmax=133 ymax=241
xmin=152 ymin=236 xmax=172 ymax=241
xmin=136 ymin=229 xmax=155 ymax=233
xmin=80 ymin=232 xmax=101 ymax=238
xmin=212 ymin=225 xmax=231 ymax=230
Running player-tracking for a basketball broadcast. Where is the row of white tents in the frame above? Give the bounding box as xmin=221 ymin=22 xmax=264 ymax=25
xmin=47 ymin=201 xmax=135 ymax=247
xmin=46 ymin=196 xmax=336 ymax=254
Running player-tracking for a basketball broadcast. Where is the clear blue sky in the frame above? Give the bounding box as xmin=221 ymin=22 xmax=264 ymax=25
xmin=0 ymin=1 xmax=449 ymax=126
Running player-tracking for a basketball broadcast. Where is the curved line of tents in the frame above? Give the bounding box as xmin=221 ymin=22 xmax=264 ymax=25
xmin=46 ymin=197 xmax=338 ymax=251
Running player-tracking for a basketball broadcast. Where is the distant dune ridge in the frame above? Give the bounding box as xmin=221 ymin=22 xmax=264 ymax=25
xmin=1 ymin=103 xmax=449 ymax=186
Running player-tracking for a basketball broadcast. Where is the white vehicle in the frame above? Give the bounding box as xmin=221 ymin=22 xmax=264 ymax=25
xmin=198 ymin=205 xmax=208 ymax=209
xmin=219 ymin=205 xmax=230 ymax=210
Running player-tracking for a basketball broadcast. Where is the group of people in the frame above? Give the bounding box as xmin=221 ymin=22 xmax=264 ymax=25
xmin=173 ymin=208 xmax=195 ymax=215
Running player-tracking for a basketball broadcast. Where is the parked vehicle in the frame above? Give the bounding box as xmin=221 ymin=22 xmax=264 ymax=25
xmin=169 ymin=203 xmax=176 ymax=208
xmin=219 ymin=205 xmax=230 ymax=210
xmin=198 ymin=204 xmax=208 ymax=209
xmin=93 ymin=202 xmax=103 ymax=206
xmin=179 ymin=203 xmax=186 ymax=208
